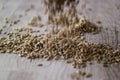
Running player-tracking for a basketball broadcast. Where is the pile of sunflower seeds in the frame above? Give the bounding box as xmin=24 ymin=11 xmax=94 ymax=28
xmin=0 ymin=17 xmax=119 ymax=64
xmin=0 ymin=0 xmax=120 ymax=80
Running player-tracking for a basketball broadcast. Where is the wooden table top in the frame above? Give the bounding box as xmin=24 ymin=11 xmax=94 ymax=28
xmin=0 ymin=0 xmax=120 ymax=80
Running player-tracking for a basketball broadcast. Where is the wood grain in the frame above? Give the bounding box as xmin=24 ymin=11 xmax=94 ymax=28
xmin=0 ymin=0 xmax=120 ymax=80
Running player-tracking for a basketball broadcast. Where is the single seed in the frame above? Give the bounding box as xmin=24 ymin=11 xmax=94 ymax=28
xmin=76 ymin=70 xmax=82 ymax=75
xmin=19 ymin=14 xmax=23 ymax=18
xmin=97 ymin=21 xmax=102 ymax=24
xmin=46 ymin=56 xmax=53 ymax=61
xmin=81 ymin=72 xmax=86 ymax=76
xmin=3 ymin=25 xmax=7 ymax=28
xmin=103 ymin=64 xmax=108 ymax=67
xmin=0 ymin=29 xmax=3 ymax=34
xmin=88 ymin=8 xmax=92 ymax=11
xmin=5 ymin=20 xmax=9 ymax=23
xmin=38 ymin=64 xmax=43 ymax=67
xmin=66 ymin=60 xmax=72 ymax=63
xmin=85 ymin=73 xmax=92 ymax=78
xmin=9 ymin=23 xmax=12 ymax=26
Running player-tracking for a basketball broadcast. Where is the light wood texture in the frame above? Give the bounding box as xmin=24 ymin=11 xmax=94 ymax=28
xmin=0 ymin=0 xmax=120 ymax=80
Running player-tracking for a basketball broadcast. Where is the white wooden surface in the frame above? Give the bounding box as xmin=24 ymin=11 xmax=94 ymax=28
xmin=0 ymin=0 xmax=120 ymax=80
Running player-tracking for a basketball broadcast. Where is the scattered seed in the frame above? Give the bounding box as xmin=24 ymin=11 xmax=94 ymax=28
xmin=85 ymin=73 xmax=92 ymax=78
xmin=81 ymin=72 xmax=86 ymax=76
xmin=81 ymin=4 xmax=86 ymax=9
xmin=38 ymin=64 xmax=43 ymax=67
xmin=28 ymin=15 xmax=42 ymax=27
xmin=105 ymin=27 xmax=108 ymax=30
xmin=19 ymin=14 xmax=23 ymax=18
xmin=13 ymin=19 xmax=20 ymax=24
xmin=103 ymin=64 xmax=108 ymax=67
xmin=97 ymin=21 xmax=102 ymax=24
xmin=5 ymin=20 xmax=9 ymax=24
xmin=0 ymin=50 xmax=6 ymax=53
xmin=2 ymin=25 xmax=7 ymax=28
xmin=0 ymin=29 xmax=3 ymax=34
xmin=9 ymin=23 xmax=12 ymax=26
xmin=66 ymin=60 xmax=73 ymax=63
xmin=88 ymin=8 xmax=92 ymax=11
xmin=3 ymin=31 xmax=7 ymax=34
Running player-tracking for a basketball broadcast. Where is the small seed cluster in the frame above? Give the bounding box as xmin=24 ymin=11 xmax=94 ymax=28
xmin=28 ymin=15 xmax=43 ymax=27
xmin=71 ymin=70 xmax=92 ymax=80
xmin=4 ymin=17 xmax=20 ymax=26
xmin=15 ymin=27 xmax=40 ymax=33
